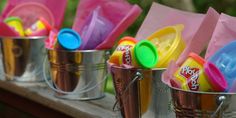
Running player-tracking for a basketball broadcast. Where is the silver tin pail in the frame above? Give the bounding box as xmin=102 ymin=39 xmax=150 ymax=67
xmin=0 ymin=36 xmax=47 ymax=82
xmin=44 ymin=49 xmax=110 ymax=100
xmin=110 ymin=64 xmax=152 ymax=118
xmin=169 ymin=86 xmax=236 ymax=118
xmin=151 ymin=69 xmax=175 ymax=118
xmin=109 ymin=63 xmax=175 ymax=118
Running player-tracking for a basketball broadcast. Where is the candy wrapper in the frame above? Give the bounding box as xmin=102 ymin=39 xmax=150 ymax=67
xmin=135 ymin=2 xmax=219 ymax=85
xmin=1 ymin=0 xmax=67 ymax=29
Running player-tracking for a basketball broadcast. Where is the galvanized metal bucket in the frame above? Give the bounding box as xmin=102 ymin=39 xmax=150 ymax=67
xmin=151 ymin=69 xmax=175 ymax=118
xmin=110 ymin=65 xmax=153 ymax=118
xmin=44 ymin=49 xmax=110 ymax=100
xmin=109 ymin=64 xmax=175 ymax=118
xmin=169 ymin=86 xmax=236 ymax=118
xmin=0 ymin=36 xmax=47 ymax=82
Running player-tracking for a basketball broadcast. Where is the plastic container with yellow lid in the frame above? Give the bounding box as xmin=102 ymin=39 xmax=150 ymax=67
xmin=147 ymin=24 xmax=185 ymax=68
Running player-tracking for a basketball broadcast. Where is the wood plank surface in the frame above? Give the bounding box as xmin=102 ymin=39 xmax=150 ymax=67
xmin=0 ymin=79 xmax=119 ymax=118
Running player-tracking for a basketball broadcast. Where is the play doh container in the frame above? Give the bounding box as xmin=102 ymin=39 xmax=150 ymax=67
xmin=204 ymin=61 xmax=227 ymax=92
xmin=147 ymin=24 xmax=185 ymax=68
xmin=109 ymin=37 xmax=138 ymax=65
xmin=109 ymin=40 xmax=158 ymax=68
xmin=174 ymin=53 xmax=227 ymax=92
xmin=132 ymin=40 xmax=158 ymax=68
xmin=174 ymin=53 xmax=211 ymax=91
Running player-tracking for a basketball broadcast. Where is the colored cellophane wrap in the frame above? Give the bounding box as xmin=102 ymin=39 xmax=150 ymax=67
xmin=72 ymin=0 xmax=142 ymax=50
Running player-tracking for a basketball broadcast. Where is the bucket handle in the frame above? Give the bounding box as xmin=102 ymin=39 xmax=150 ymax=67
xmin=211 ymin=95 xmax=226 ymax=118
xmin=0 ymin=54 xmax=45 ymax=81
xmin=43 ymin=57 xmax=108 ymax=95
xmin=113 ymin=71 xmax=143 ymax=111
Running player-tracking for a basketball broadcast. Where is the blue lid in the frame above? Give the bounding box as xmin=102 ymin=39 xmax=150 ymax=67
xmin=58 ymin=28 xmax=82 ymax=50
xmin=209 ymin=40 xmax=236 ymax=90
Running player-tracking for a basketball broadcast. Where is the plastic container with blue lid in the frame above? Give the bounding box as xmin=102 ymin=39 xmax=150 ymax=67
xmin=58 ymin=28 xmax=82 ymax=50
xmin=209 ymin=40 xmax=236 ymax=91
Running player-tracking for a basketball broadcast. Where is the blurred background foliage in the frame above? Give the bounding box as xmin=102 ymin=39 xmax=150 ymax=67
xmin=1 ymin=0 xmax=236 ymax=37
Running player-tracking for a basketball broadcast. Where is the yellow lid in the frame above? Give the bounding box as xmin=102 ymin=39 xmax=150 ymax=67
xmin=147 ymin=24 xmax=185 ymax=68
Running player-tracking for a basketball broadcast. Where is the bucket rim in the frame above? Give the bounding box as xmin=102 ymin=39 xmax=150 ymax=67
xmin=47 ymin=49 xmax=111 ymax=53
xmin=168 ymin=85 xmax=236 ymax=95
xmin=107 ymin=62 xmax=166 ymax=71
xmin=0 ymin=36 xmax=47 ymax=40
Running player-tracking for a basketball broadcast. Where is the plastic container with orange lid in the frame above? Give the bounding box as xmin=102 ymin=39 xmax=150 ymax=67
xmin=109 ymin=36 xmax=138 ymax=65
xmin=147 ymin=24 xmax=185 ymax=68
xmin=173 ymin=53 xmax=212 ymax=91
xmin=109 ymin=39 xmax=159 ymax=68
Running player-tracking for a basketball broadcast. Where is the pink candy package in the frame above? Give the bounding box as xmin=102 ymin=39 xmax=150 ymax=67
xmin=1 ymin=0 xmax=67 ymax=29
xmin=205 ymin=14 xmax=236 ymax=60
xmin=135 ymin=2 xmax=220 ymax=86
xmin=73 ymin=0 xmax=142 ymax=50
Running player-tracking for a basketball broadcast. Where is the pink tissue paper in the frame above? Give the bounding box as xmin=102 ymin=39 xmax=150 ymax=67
xmin=73 ymin=0 xmax=142 ymax=50
xmin=135 ymin=2 xmax=219 ymax=85
xmin=205 ymin=13 xmax=236 ymax=60
xmin=1 ymin=0 xmax=67 ymax=29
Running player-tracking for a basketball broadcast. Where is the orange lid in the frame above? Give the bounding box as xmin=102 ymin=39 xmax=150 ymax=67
xmin=118 ymin=36 xmax=138 ymax=45
xmin=189 ymin=52 xmax=205 ymax=65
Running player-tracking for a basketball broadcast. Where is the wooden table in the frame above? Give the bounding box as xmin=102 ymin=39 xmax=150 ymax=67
xmin=0 ymin=79 xmax=118 ymax=118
